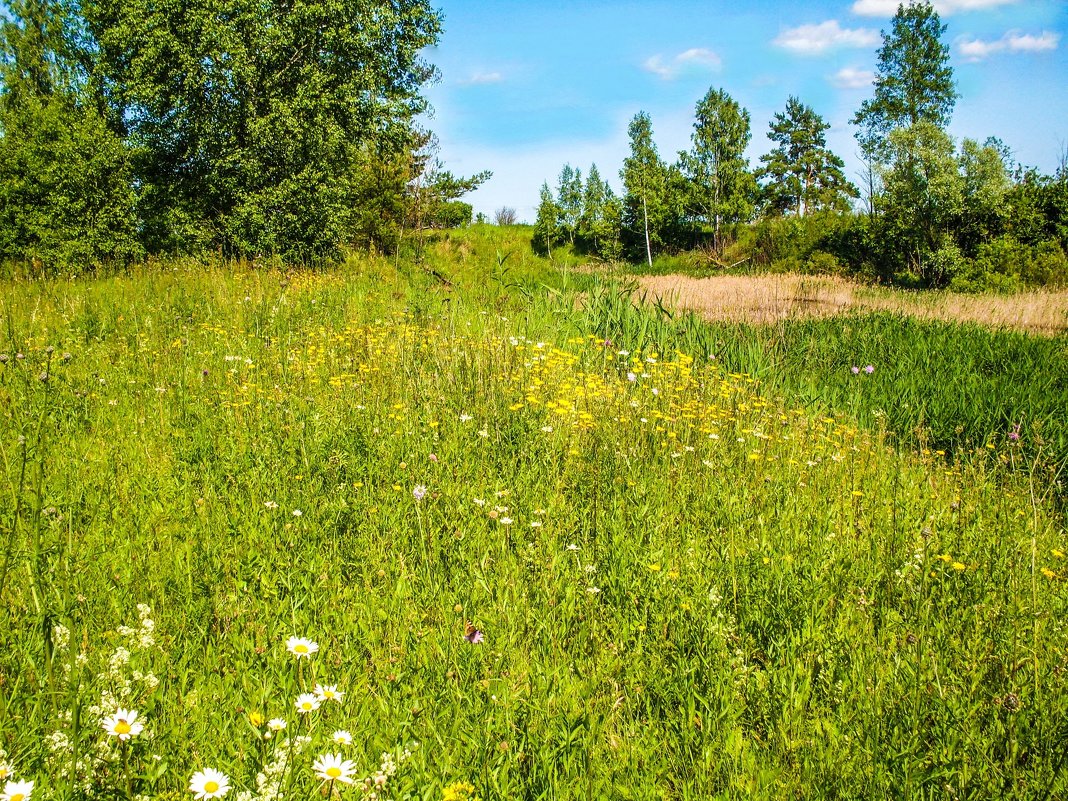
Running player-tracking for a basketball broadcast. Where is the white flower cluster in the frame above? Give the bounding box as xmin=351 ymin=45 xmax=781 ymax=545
xmin=40 ymin=606 xmax=162 ymax=799
xmin=52 ymin=624 xmax=70 ymax=653
xmin=360 ymin=745 xmax=416 ymax=801
xmin=42 ymin=729 xmax=117 ymax=796
xmin=235 ymin=736 xmax=311 ymax=801
xmin=894 ymin=548 xmax=926 ymax=585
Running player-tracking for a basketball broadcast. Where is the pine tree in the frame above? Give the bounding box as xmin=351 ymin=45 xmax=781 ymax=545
xmin=576 ymin=163 xmax=621 ymax=259
xmin=758 ymin=96 xmax=858 ymax=217
xmin=556 ymin=164 xmax=583 ymax=244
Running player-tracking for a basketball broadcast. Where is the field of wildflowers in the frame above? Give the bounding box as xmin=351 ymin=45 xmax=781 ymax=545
xmin=1 ymin=229 xmax=1067 ymax=799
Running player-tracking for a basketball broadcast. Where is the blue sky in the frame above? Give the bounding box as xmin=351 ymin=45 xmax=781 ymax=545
xmin=422 ymin=0 xmax=1067 ymax=222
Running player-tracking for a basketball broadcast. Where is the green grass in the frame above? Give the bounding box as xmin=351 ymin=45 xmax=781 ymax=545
xmin=1 ymin=233 xmax=1067 ymax=800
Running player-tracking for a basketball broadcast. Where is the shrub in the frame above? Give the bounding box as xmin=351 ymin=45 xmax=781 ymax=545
xmin=803 ymin=250 xmax=844 ymax=275
xmin=495 ymin=207 xmax=518 ymax=226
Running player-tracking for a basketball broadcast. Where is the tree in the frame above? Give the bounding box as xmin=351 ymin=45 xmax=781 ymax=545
xmin=532 ymin=182 xmax=563 ymax=257
xmin=82 ymin=0 xmax=444 ymax=260
xmin=413 ymin=157 xmax=491 ymax=231
xmin=878 ymin=121 xmax=963 ymax=283
xmin=576 ymin=163 xmax=622 ymax=260
xmin=853 ymin=1 xmax=957 ymax=161
xmin=758 ymin=96 xmax=857 ymax=218
xmin=620 ymin=111 xmax=671 ymax=266
xmin=494 ymin=207 xmax=517 ymax=226
xmin=0 ymin=0 xmax=140 ymax=270
xmin=955 ymin=137 xmax=1011 ymax=255
xmin=556 ymin=164 xmax=583 ymax=243
xmin=679 ymin=87 xmax=755 ymax=248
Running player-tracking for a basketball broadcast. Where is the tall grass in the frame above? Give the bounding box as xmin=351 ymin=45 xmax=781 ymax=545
xmin=0 ymin=237 xmax=1066 ymax=799
xmin=533 ymin=279 xmax=1068 ymax=496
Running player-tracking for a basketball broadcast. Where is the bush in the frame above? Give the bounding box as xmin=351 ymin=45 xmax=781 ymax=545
xmin=966 ymin=235 xmax=1068 ymax=290
xmin=0 ymin=98 xmax=142 ymax=272
xmin=435 ymin=201 xmax=473 ymax=229
xmin=803 ymin=250 xmax=844 ymax=275
xmin=1021 ymin=240 xmax=1068 ymax=287
xmin=926 ymin=241 xmax=967 ymax=288
xmin=495 ymin=207 xmax=518 ymax=226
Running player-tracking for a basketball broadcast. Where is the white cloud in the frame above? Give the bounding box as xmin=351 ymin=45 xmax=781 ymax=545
xmin=958 ymin=30 xmax=1060 ymax=60
xmin=852 ymin=0 xmax=1018 ymax=16
xmin=458 ymin=71 xmax=504 ymax=86
xmin=642 ymin=55 xmax=674 ymax=79
xmin=773 ymin=20 xmax=880 ymax=55
xmin=831 ymin=66 xmax=877 ymax=89
xmin=642 ymin=48 xmax=722 ymax=80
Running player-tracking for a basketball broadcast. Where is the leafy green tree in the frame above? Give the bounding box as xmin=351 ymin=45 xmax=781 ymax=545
xmin=955 ymin=137 xmax=1011 ymax=255
xmin=576 ymin=163 xmax=622 ymax=259
xmin=556 ymin=164 xmax=583 ymax=244
xmin=757 ymin=96 xmax=857 ymax=218
xmin=853 ymin=1 xmax=957 ymax=161
xmin=532 ymin=181 xmax=563 ymax=257
xmin=1006 ymin=167 xmax=1068 ymax=251
xmin=620 ymin=111 xmax=672 ymax=265
xmin=679 ymin=87 xmax=755 ymax=248
xmin=82 ymin=0 xmax=444 ymax=260
xmin=0 ymin=0 xmax=140 ymax=270
xmin=878 ymin=121 xmax=963 ymax=284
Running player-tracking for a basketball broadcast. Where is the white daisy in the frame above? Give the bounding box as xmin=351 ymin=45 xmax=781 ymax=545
xmin=285 ymin=636 xmax=319 ymax=658
xmin=331 ymin=730 xmax=353 ymax=746
xmin=189 ymin=769 xmax=230 ymax=800
xmin=101 ymin=708 xmax=144 ymax=741
xmin=314 ymin=684 xmax=344 ymax=703
xmin=312 ymin=753 xmax=357 ymax=784
xmin=295 ymin=693 xmax=321 ymax=714
xmin=267 ymin=718 xmax=287 ymax=732
xmin=2 ymin=780 xmax=33 ymax=801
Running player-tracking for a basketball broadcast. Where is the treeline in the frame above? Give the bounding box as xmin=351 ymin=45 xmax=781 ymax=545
xmin=0 ymin=0 xmax=487 ymax=271
xmin=534 ymin=2 xmax=1068 ymax=290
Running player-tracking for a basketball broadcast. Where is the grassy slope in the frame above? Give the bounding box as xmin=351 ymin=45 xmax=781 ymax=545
xmin=0 ymin=229 xmax=1065 ymax=799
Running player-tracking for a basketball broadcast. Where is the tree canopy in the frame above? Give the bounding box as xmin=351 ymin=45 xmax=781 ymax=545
xmin=853 ymin=0 xmax=957 ymax=161
xmin=679 ymin=87 xmax=754 ymax=247
xmin=0 ymin=0 xmax=488 ymax=269
xmin=758 ymin=96 xmax=857 ymax=218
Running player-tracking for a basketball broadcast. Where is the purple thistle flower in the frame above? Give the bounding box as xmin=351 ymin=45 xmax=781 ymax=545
xmin=413 ymin=484 xmax=427 ymax=501
xmin=463 ymin=622 xmax=484 ymax=644
xmin=864 ymin=365 xmax=875 ymax=374
xmin=851 ymin=366 xmax=860 ymax=375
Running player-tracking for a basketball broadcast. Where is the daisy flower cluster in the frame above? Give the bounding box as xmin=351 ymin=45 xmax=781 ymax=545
xmin=197 ymin=634 xmax=417 ymax=801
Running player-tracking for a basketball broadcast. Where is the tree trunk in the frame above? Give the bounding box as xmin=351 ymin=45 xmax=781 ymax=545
xmin=643 ymin=194 xmax=652 ymax=268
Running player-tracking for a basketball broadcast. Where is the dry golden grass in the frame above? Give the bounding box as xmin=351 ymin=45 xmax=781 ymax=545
xmin=635 ymin=273 xmax=1068 ymax=335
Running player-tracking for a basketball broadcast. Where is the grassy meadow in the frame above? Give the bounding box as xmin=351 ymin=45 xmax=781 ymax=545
xmin=2 ymin=226 xmax=1068 ymax=800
